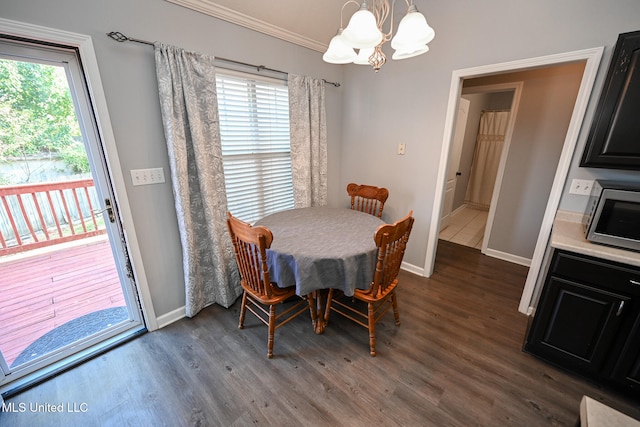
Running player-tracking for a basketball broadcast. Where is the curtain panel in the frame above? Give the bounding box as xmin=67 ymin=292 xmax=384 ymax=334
xmin=465 ymin=110 xmax=510 ymax=210
xmin=288 ymin=74 xmax=328 ymax=208
xmin=154 ymin=43 xmax=241 ymax=317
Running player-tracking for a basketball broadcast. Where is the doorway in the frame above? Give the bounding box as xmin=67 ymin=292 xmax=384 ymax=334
xmin=0 ymin=36 xmax=145 ymax=393
xmin=439 ymin=84 xmax=520 ymax=251
xmin=424 ymin=48 xmax=604 ymax=315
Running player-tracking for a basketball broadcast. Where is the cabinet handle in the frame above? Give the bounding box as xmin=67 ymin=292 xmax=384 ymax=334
xmin=630 ymin=279 xmax=640 ymax=286
xmin=616 ymin=301 xmax=625 ymax=317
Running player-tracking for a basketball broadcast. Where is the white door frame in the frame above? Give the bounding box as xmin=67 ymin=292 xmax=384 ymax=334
xmin=0 ymin=18 xmax=158 ymax=330
xmin=424 ymin=47 xmax=604 ymax=315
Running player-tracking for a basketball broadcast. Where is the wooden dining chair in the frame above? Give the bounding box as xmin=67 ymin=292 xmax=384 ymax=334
xmin=347 ymin=183 xmax=389 ymax=219
xmin=226 ymin=212 xmax=309 ymax=358
xmin=324 ymin=211 xmax=414 ymax=356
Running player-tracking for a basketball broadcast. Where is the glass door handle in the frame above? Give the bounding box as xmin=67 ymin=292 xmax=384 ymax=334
xmin=93 ymin=198 xmax=115 ymax=223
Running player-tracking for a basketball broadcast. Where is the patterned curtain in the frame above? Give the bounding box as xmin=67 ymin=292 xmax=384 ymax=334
xmin=154 ymin=43 xmax=241 ymax=317
xmin=288 ymin=74 xmax=328 ymax=208
xmin=465 ymin=110 xmax=510 ymax=210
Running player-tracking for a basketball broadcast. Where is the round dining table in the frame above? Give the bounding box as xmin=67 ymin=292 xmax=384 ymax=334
xmin=255 ymin=207 xmax=384 ymax=333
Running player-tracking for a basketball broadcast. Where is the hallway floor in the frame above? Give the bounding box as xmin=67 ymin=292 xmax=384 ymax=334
xmin=439 ymin=205 xmax=488 ymax=249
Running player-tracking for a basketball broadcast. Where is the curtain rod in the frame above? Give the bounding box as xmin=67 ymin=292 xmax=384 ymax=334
xmin=106 ymin=31 xmax=341 ymax=87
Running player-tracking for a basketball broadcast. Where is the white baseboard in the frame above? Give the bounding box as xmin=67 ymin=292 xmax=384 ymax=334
xmin=155 ymin=306 xmax=186 ymax=329
xmin=483 ymin=248 xmax=531 ymax=267
xmin=401 ymin=261 xmax=425 ymax=276
xmin=450 ymin=204 xmax=468 ymax=218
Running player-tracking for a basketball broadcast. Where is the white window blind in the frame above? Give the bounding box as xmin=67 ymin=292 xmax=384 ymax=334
xmin=216 ymin=71 xmax=294 ymax=224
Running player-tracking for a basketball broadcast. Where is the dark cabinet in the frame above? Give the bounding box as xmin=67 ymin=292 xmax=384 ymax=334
xmin=526 ymin=276 xmax=629 ymax=375
xmin=611 ymin=317 xmax=640 ymax=392
xmin=525 ymin=250 xmax=640 ymax=396
xmin=581 ymin=30 xmax=640 ymax=170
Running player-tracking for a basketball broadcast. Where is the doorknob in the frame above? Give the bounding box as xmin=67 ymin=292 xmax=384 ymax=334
xmin=456 ymin=172 xmax=462 ymax=176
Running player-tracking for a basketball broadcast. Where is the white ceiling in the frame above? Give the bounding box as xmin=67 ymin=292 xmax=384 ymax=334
xmin=165 ymin=0 xmax=357 ymax=52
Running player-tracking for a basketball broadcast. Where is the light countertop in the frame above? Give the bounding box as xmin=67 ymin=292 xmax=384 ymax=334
xmin=580 ymin=396 xmax=640 ymax=426
xmin=551 ymin=210 xmax=640 ymax=268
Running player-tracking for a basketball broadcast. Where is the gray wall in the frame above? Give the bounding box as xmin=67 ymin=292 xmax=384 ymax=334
xmin=492 ymin=65 xmax=584 ymax=258
xmin=4 ymin=0 xmax=640 ymax=321
xmin=341 ymin=0 xmax=640 ymax=267
xmin=0 ymin=0 xmax=344 ymax=319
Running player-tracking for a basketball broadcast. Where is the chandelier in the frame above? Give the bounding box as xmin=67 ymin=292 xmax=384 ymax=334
xmin=322 ymin=0 xmax=435 ymax=72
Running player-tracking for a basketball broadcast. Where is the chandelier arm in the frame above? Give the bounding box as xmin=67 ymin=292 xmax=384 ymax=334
xmin=373 ymin=0 xmax=393 ymax=41
xmin=341 ymin=0 xmax=362 ymax=28
xmin=376 ymin=0 xmax=418 ymax=40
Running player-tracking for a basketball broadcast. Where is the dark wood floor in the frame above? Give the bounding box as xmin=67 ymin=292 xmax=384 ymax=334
xmin=2 ymin=241 xmax=639 ymax=426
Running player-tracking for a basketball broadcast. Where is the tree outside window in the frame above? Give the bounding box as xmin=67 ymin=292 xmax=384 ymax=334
xmin=0 ymin=58 xmax=89 ymax=184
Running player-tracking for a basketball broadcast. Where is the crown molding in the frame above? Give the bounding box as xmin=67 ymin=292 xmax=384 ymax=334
xmin=165 ymin=0 xmax=328 ymax=53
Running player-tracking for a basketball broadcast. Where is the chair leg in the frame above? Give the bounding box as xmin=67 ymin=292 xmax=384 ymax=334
xmin=267 ymin=304 xmax=276 ymax=359
xmin=367 ymin=302 xmax=376 ymax=357
xmin=324 ymin=289 xmax=334 ymax=323
xmin=238 ymin=291 xmax=248 ymax=329
xmin=306 ymin=291 xmax=320 ymax=332
xmin=391 ymin=291 xmax=400 ymax=326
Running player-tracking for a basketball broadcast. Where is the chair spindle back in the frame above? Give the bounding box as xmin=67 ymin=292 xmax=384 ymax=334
xmin=347 ymin=183 xmax=389 ymax=218
xmin=370 ymin=211 xmax=414 ymax=296
xmin=227 ymin=213 xmax=274 ymax=298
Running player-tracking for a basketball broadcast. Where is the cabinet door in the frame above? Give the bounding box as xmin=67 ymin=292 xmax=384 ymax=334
xmin=526 ymin=277 xmax=630 ymax=375
xmin=611 ymin=316 xmax=640 ymax=393
xmin=580 ymin=30 xmax=640 ymax=169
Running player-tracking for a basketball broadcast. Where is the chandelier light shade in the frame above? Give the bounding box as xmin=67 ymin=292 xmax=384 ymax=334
xmin=392 ymin=44 xmax=429 ymax=60
xmin=323 ymin=0 xmax=435 ymax=72
xmin=341 ymin=3 xmax=383 ymax=49
xmin=323 ymin=29 xmax=358 ymax=64
xmin=390 ymin=7 xmax=435 ymax=50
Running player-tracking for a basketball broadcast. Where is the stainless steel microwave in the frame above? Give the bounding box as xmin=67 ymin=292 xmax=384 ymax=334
xmin=582 ymin=180 xmax=640 ymax=252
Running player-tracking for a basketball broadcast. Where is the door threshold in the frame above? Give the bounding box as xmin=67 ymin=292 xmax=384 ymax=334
xmin=0 ymin=327 xmax=146 ymax=399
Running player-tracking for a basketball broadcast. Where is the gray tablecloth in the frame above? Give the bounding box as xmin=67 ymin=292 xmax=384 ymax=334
xmin=255 ymin=207 xmax=384 ymax=296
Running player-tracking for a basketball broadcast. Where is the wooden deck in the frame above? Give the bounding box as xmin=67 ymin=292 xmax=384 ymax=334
xmin=0 ymin=236 xmax=125 ymax=367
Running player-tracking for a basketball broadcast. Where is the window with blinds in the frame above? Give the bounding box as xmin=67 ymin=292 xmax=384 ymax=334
xmin=216 ymin=70 xmax=294 ymax=224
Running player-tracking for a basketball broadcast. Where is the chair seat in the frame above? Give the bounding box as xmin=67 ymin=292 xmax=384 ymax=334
xmin=353 ymin=280 xmax=397 ymax=303
xmin=243 ymin=283 xmax=297 ymax=305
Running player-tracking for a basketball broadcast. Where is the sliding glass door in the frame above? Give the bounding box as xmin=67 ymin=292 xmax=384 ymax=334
xmin=0 ymin=36 xmax=145 ymax=391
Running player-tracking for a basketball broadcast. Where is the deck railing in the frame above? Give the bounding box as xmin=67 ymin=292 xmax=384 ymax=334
xmin=0 ymin=179 xmax=106 ymax=256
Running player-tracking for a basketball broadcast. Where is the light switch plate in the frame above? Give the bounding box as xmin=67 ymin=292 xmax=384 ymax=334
xmin=397 ymin=143 xmax=406 ymax=155
xmin=131 ymin=168 xmax=165 ymax=186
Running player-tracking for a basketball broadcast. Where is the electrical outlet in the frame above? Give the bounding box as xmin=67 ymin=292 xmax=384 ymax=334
xmin=569 ymin=179 xmax=594 ymax=196
xmin=397 ymin=143 xmax=406 ymax=155
xmin=131 ymin=168 xmax=166 ymax=186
